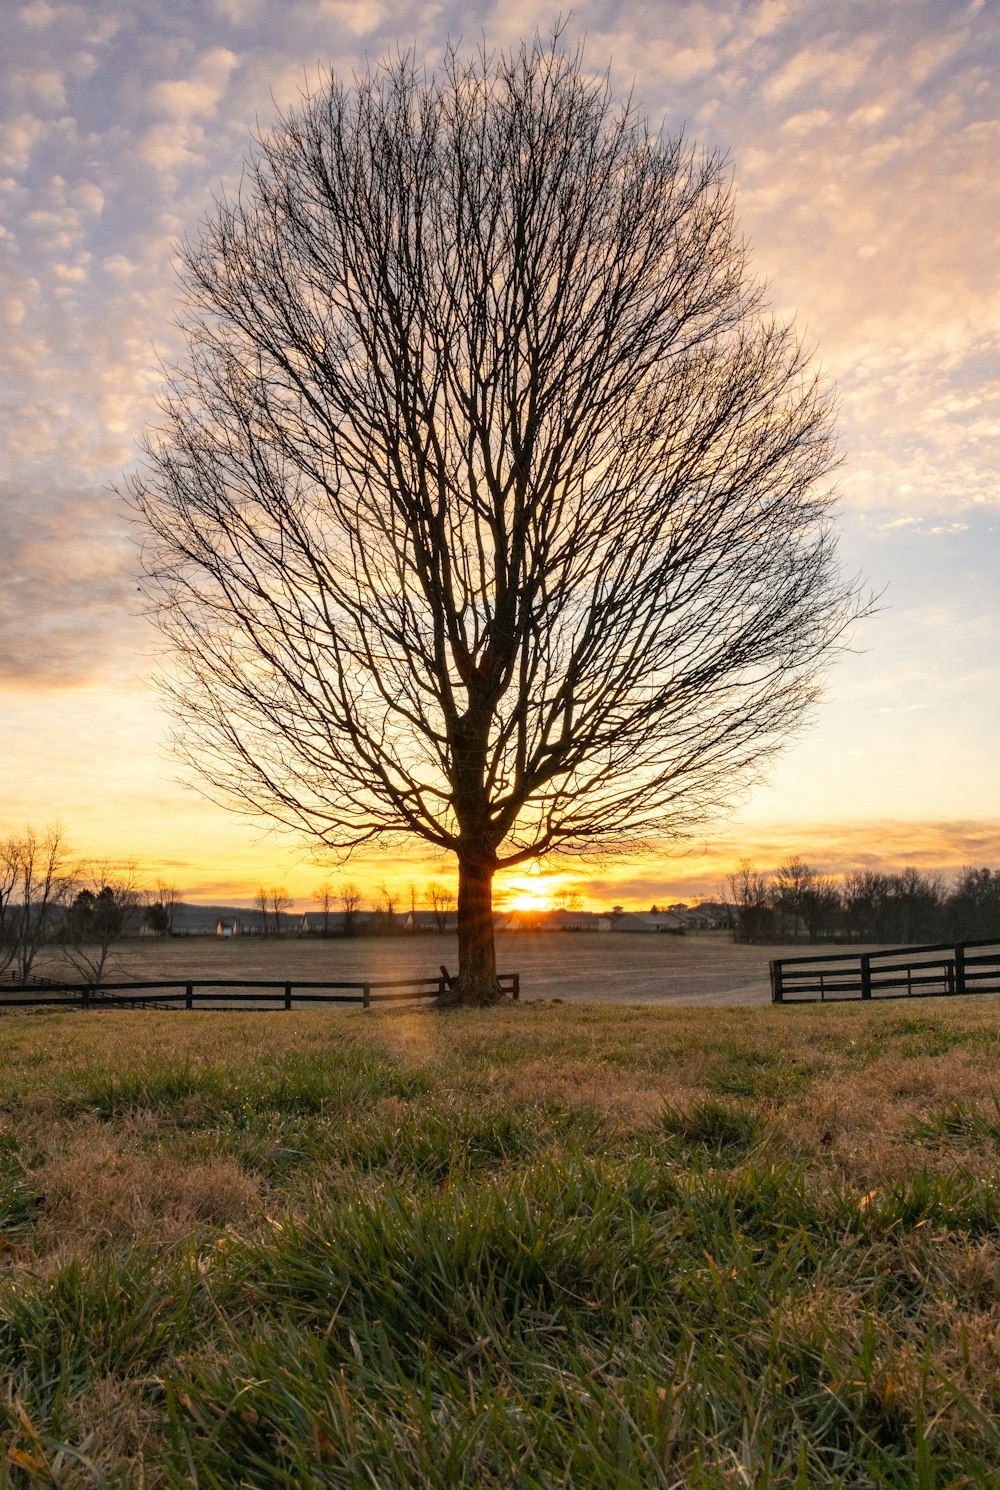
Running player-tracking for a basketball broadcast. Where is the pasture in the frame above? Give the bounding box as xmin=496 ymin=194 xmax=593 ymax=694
xmin=32 ymin=930 xmax=785 ymax=1005
xmin=2 ymin=995 xmax=1000 ymax=1485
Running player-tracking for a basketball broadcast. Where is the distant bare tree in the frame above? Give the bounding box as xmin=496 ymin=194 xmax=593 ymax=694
xmin=842 ymin=869 xmax=886 ymax=944
xmin=144 ymin=879 xmax=181 ymax=936
xmin=890 ymin=867 xmax=944 ymax=944
xmin=155 ymin=880 xmax=181 ymax=932
xmin=773 ymin=858 xmax=840 ymax=943
xmin=130 ymin=34 xmax=867 ymax=1002
xmin=371 ymin=884 xmax=399 ymax=934
xmin=554 ymin=890 xmax=584 ymax=913
xmin=0 ymin=840 xmax=18 ymax=977
xmin=255 ymin=885 xmax=289 ymax=935
xmin=728 ymin=860 xmax=775 ymax=945
xmin=269 ymin=887 xmax=291 ymax=935
xmin=65 ymin=864 xmax=142 ymax=986
xmin=337 ymin=881 xmax=362 ymax=938
xmin=143 ymin=900 xmax=170 ymax=936
xmin=948 ymin=867 xmax=1000 ymax=942
xmin=313 ymin=880 xmax=335 ymax=935
xmin=0 ymin=825 xmax=75 ymax=983
xmin=426 ymin=882 xmax=456 ymax=933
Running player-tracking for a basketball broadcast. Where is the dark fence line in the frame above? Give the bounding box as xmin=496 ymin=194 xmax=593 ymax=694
xmin=770 ymin=939 xmax=1000 ymax=1004
xmin=0 ymin=970 xmax=520 ymax=1011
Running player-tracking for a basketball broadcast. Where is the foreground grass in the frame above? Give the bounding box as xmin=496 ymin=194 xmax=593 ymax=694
xmin=2 ymin=999 xmax=1000 ymax=1486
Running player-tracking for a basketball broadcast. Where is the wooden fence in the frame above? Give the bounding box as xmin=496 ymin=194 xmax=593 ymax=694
xmin=0 ymin=970 xmax=520 ymax=1011
xmin=770 ymin=939 xmax=1000 ymax=1004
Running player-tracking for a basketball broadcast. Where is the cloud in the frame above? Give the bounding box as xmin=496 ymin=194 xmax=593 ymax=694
xmin=312 ymin=0 xmax=389 ymax=37
xmin=71 ymin=179 xmax=104 ymax=213
xmin=0 ymin=115 xmax=46 ymax=171
xmin=577 ymin=818 xmax=1000 ymax=905
xmin=148 ymin=47 xmax=239 ymax=123
xmin=760 ymin=31 xmax=880 ymax=106
xmin=6 ymin=64 xmax=67 ymax=112
xmin=0 ymin=481 xmax=140 ymax=687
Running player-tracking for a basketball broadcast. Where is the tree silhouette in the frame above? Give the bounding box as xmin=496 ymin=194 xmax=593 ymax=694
xmin=65 ymin=866 xmax=141 ymax=986
xmin=130 ymin=34 xmax=866 ymax=1002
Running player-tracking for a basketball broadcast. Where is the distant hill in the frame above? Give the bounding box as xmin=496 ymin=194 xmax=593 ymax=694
xmin=168 ymin=903 xmax=283 ymax=934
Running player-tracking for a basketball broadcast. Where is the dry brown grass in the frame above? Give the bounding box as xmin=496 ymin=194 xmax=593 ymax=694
xmin=3 ymin=995 xmax=1000 ymax=1485
xmin=2 ymin=996 xmax=999 ymax=1256
xmin=35 ymin=1132 xmax=260 ymax=1257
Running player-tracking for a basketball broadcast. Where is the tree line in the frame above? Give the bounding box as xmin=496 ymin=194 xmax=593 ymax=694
xmin=0 ymin=823 xmax=462 ymax=988
xmin=308 ymin=881 xmax=456 ymax=937
xmin=729 ymin=858 xmax=1000 ymax=946
xmin=0 ymin=825 xmax=181 ymax=985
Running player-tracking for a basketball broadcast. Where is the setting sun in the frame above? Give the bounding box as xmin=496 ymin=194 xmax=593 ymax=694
xmin=506 ymin=889 xmax=552 ymax=913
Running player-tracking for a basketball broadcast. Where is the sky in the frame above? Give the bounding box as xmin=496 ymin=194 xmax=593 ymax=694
xmin=1 ymin=0 xmax=998 ymax=911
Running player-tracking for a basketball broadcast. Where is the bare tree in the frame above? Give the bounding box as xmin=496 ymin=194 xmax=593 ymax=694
xmin=0 ymin=839 xmax=19 ymax=977
xmin=371 ymin=884 xmax=399 ymax=934
xmin=948 ymin=867 xmax=1000 ymax=942
xmin=144 ymin=879 xmax=181 ymax=936
xmin=426 ymin=881 xmax=456 ymax=933
xmin=842 ymin=869 xmax=885 ymax=944
xmin=129 ymin=35 xmax=866 ymax=1003
xmin=156 ymin=880 xmax=181 ymax=932
xmin=254 ymin=884 xmax=289 ymax=934
xmin=0 ymin=826 xmax=75 ymax=983
xmin=554 ymin=890 xmax=584 ymax=913
xmin=269 ymin=886 xmax=291 ymax=935
xmin=728 ymin=860 xmax=775 ymax=945
xmin=773 ymin=857 xmax=839 ymax=944
xmin=65 ymin=864 xmax=142 ymax=986
xmin=313 ymin=880 xmax=335 ymax=935
xmin=337 ymin=881 xmax=362 ymax=937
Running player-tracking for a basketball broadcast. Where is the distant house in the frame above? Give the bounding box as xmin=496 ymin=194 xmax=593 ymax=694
xmin=495 ymin=909 xmax=542 ymax=933
xmin=597 ymin=910 xmax=685 ymax=933
xmin=402 ymin=909 xmax=458 ymax=932
xmin=548 ymin=908 xmax=598 ymax=931
xmin=678 ymin=901 xmax=733 ymax=931
xmin=216 ymin=918 xmax=239 ymax=937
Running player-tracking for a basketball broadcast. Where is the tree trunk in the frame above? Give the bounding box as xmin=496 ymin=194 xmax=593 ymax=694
xmin=440 ymin=852 xmax=504 ymax=1006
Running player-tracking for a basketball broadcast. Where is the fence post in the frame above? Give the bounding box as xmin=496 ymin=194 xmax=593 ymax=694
xmin=185 ymin=982 xmax=193 ymax=1010
xmin=512 ymin=973 xmax=520 ymax=1001
xmin=954 ymin=943 xmax=966 ymax=997
xmin=860 ymin=955 xmax=872 ymax=1000
xmin=81 ymin=984 xmax=91 ymax=1011
xmin=769 ymin=960 xmax=783 ymax=1003
xmin=362 ymin=983 xmax=371 ymax=1010
xmin=284 ymin=982 xmax=292 ymax=1011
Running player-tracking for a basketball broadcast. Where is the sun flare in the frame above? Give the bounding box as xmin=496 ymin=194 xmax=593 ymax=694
xmin=507 ymin=889 xmax=552 ymax=912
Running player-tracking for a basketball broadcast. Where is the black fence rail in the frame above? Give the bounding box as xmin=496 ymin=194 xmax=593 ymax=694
xmin=770 ymin=939 xmax=1000 ymax=1004
xmin=0 ymin=970 xmax=520 ymax=1011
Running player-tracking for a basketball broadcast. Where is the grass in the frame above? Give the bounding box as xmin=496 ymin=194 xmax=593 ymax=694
xmin=2 ymin=999 xmax=1000 ymax=1485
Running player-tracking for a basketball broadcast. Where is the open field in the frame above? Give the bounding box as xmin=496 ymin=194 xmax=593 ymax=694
xmin=3 ymin=997 xmax=1000 ymax=1484
xmin=27 ymin=931 xmax=888 ymax=1005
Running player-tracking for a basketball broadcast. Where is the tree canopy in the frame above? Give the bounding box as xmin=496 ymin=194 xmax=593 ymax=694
xmin=129 ymin=35 xmax=865 ymax=1001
